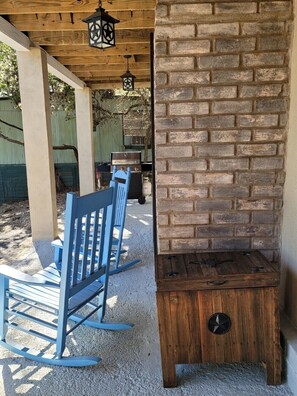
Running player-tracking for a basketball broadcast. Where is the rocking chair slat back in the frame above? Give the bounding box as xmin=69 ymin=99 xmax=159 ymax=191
xmin=109 ymin=166 xmax=141 ymax=274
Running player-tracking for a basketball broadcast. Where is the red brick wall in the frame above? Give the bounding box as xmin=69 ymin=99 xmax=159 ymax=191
xmin=154 ymin=0 xmax=292 ymax=260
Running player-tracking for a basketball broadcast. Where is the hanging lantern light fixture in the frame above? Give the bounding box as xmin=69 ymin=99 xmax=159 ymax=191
xmin=82 ymin=1 xmax=119 ymax=49
xmin=121 ymin=55 xmax=136 ymax=91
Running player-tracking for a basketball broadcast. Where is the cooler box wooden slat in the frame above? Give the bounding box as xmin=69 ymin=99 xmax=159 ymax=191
xmin=155 ymin=251 xmax=281 ymax=388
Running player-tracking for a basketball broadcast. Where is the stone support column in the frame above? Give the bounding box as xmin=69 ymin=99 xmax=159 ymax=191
xmin=17 ymin=47 xmax=57 ymax=241
xmin=75 ymin=87 xmax=95 ymax=195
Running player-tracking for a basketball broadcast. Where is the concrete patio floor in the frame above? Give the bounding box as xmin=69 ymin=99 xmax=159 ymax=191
xmin=0 ymin=197 xmax=293 ymax=396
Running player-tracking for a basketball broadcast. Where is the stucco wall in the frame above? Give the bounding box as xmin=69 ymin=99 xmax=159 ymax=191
xmin=154 ymin=0 xmax=292 ymax=261
xmin=281 ymin=0 xmax=297 ymax=326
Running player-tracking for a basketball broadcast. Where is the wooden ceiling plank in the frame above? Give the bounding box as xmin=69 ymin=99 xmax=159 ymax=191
xmin=8 ymin=11 xmax=155 ymax=31
xmin=68 ymin=63 xmax=150 ymax=73
xmin=29 ymin=31 xmax=89 ymax=46
xmin=84 ymin=75 xmax=150 ymax=81
xmin=90 ymin=81 xmax=150 ymax=89
xmin=0 ymin=0 xmax=156 ymax=14
xmin=44 ymin=43 xmax=150 ymax=57
xmin=57 ymin=55 xmax=126 ymax=65
xmin=28 ymin=29 xmax=153 ymax=46
xmin=56 ymin=54 xmax=149 ymax=65
xmin=75 ymin=70 xmax=150 ymax=78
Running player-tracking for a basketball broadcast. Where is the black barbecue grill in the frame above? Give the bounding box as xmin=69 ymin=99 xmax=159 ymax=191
xmin=111 ymin=151 xmax=146 ymax=204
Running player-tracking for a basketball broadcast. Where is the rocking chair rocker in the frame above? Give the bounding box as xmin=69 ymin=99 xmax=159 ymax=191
xmin=0 ymin=186 xmax=133 ymax=367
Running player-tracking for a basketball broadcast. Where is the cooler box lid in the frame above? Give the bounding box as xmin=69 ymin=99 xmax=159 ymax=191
xmin=155 ymin=250 xmax=279 ymax=291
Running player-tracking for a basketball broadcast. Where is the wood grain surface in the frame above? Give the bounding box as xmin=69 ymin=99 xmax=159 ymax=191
xmin=155 ymin=251 xmax=281 ymax=387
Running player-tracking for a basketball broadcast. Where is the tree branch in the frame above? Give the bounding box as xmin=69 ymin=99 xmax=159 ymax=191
xmin=0 ymin=131 xmax=24 ymax=145
xmin=0 ymin=130 xmax=78 ymax=163
xmin=0 ymin=118 xmax=23 ymax=131
xmin=53 ymin=144 xmax=78 ymax=163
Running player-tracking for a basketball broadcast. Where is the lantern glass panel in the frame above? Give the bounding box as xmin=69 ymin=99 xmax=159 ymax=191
xmin=102 ymin=20 xmax=115 ymax=47
xmin=123 ymin=76 xmax=134 ymax=91
xmin=88 ymin=21 xmax=102 ymax=47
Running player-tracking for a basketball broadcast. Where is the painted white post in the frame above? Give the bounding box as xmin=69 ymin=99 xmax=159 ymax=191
xmin=75 ymin=87 xmax=95 ymax=195
xmin=17 ymin=47 xmax=58 ymax=241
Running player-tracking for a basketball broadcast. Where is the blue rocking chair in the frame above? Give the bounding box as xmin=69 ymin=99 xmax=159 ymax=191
xmin=109 ymin=167 xmax=141 ymax=275
xmin=0 ymin=186 xmax=133 ymax=367
xmin=53 ymin=167 xmax=141 ymax=275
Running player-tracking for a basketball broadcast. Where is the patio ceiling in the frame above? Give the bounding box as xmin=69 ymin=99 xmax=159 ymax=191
xmin=0 ymin=0 xmax=155 ymax=89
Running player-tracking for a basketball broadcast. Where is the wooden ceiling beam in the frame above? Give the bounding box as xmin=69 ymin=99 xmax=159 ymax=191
xmin=44 ymin=43 xmax=150 ymax=57
xmin=47 ymin=54 xmax=85 ymax=88
xmin=90 ymin=81 xmax=150 ymax=90
xmin=68 ymin=63 xmax=150 ymax=73
xmin=88 ymin=77 xmax=149 ymax=82
xmin=75 ymin=70 xmax=150 ymax=79
xmin=56 ymin=54 xmax=149 ymax=65
xmin=9 ymin=11 xmax=155 ymax=31
xmin=0 ymin=0 xmax=156 ymax=14
xmin=84 ymin=74 xmax=150 ymax=82
xmin=56 ymin=55 xmax=126 ymax=65
xmin=28 ymin=29 xmax=153 ymax=46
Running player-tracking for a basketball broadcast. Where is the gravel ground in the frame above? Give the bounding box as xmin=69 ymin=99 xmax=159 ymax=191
xmin=0 ymin=196 xmax=294 ymax=396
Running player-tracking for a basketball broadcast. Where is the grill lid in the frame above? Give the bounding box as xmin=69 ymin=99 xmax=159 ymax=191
xmin=111 ymin=151 xmax=141 ymax=165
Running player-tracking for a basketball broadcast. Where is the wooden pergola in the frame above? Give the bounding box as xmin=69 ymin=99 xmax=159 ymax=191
xmin=0 ymin=1 xmax=155 ymax=244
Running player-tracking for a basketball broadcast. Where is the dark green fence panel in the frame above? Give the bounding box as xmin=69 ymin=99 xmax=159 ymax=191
xmin=55 ymin=163 xmax=79 ymax=190
xmin=0 ymin=164 xmax=80 ymax=203
xmin=0 ymin=165 xmax=28 ymax=203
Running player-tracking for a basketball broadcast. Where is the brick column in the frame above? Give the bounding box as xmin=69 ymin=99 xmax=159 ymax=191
xmin=154 ymin=0 xmax=292 ymax=260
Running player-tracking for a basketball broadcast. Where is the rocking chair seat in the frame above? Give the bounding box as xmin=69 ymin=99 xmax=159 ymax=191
xmin=9 ymin=263 xmax=104 ymax=312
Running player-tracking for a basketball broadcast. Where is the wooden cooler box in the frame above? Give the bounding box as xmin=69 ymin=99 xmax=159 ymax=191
xmin=155 ymin=250 xmax=281 ymax=387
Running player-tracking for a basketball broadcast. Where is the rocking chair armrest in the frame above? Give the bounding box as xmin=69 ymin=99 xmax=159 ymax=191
xmin=52 ymin=238 xmax=64 ymax=264
xmin=0 ymin=265 xmax=59 ymax=287
xmin=51 ymin=238 xmax=64 ymax=249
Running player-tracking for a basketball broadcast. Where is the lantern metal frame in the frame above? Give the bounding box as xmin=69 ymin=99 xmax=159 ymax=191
xmin=82 ymin=0 xmax=119 ymax=49
xmin=121 ymin=55 xmax=136 ymax=91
